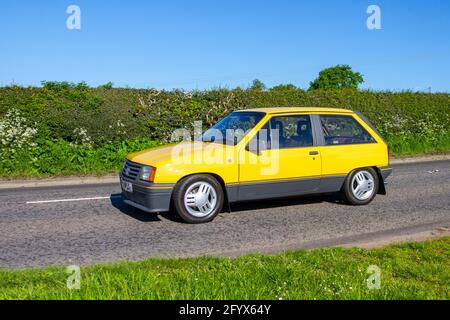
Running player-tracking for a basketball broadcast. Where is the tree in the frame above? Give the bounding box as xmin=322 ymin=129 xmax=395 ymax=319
xmin=98 ymin=82 xmax=114 ymax=89
xmin=309 ymin=65 xmax=364 ymax=90
xmin=250 ymin=79 xmax=266 ymax=91
xmin=270 ymin=84 xmax=298 ymax=91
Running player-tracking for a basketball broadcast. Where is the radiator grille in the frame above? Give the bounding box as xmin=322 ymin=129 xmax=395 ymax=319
xmin=121 ymin=160 xmax=142 ymax=180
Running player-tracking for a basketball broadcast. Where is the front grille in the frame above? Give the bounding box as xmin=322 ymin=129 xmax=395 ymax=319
xmin=121 ymin=159 xmax=142 ymax=181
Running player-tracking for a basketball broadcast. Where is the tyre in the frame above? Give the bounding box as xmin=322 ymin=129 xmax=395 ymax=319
xmin=172 ymin=174 xmax=224 ymax=224
xmin=342 ymin=167 xmax=379 ymax=205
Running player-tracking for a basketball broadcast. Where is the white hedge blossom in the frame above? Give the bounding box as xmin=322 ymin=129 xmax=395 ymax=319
xmin=0 ymin=108 xmax=38 ymax=157
xmin=377 ymin=112 xmax=446 ymax=144
xmin=73 ymin=127 xmax=93 ymax=147
xmin=107 ymin=120 xmax=126 ymax=135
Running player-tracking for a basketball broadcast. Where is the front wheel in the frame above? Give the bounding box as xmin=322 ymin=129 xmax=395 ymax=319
xmin=172 ymin=174 xmax=224 ymax=224
xmin=342 ymin=168 xmax=379 ymax=205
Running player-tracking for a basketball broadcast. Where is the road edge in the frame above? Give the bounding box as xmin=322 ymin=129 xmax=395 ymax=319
xmin=1 ymin=154 xmax=449 ymax=190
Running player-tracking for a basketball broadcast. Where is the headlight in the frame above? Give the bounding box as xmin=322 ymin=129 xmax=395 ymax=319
xmin=139 ymin=166 xmax=156 ymax=182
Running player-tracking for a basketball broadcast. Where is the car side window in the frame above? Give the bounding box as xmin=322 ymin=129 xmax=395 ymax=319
xmin=269 ymin=115 xmax=314 ymax=149
xmin=320 ymin=115 xmax=376 ymax=146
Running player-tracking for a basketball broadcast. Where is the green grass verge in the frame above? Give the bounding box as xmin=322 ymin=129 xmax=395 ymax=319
xmin=1 ymin=238 xmax=449 ymax=300
xmin=386 ymin=132 xmax=450 ymax=157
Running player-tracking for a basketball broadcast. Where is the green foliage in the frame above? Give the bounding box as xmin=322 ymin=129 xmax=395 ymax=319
xmin=39 ymin=81 xmax=102 ymax=111
xmin=0 ymin=82 xmax=449 ymax=176
xmin=0 ymin=238 xmax=448 ymax=299
xmin=270 ymin=84 xmax=298 ymax=91
xmin=250 ymin=79 xmax=267 ymax=91
xmin=97 ymin=82 xmax=114 ymax=89
xmin=0 ymin=137 xmax=161 ymax=177
xmin=309 ymin=65 xmax=364 ymax=90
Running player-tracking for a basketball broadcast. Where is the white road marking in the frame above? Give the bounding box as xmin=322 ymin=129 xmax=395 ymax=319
xmin=26 ymin=195 xmax=121 ymax=204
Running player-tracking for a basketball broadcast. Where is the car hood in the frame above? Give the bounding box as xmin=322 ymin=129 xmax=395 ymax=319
xmin=127 ymin=141 xmax=235 ymax=166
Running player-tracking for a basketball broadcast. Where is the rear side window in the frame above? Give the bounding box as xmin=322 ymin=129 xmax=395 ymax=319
xmin=320 ymin=115 xmax=375 ymax=146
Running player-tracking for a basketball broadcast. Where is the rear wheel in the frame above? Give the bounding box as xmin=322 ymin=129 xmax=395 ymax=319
xmin=342 ymin=168 xmax=378 ymax=205
xmin=172 ymin=174 xmax=224 ymax=223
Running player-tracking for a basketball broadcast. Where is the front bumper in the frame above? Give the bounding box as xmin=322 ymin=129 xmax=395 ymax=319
xmin=120 ymin=173 xmax=173 ymax=213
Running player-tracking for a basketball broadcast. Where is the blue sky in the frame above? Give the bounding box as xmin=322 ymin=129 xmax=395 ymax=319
xmin=1 ymin=0 xmax=449 ymax=91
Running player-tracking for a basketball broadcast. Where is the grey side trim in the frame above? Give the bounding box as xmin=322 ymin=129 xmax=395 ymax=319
xmin=317 ymin=175 xmax=347 ymax=193
xmin=225 ymin=185 xmax=240 ymax=202
xmin=237 ymin=178 xmax=321 ymax=201
xmin=226 ymin=175 xmax=347 ymax=203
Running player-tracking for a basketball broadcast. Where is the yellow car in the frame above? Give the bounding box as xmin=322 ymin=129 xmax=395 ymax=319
xmin=120 ymin=107 xmax=392 ymax=223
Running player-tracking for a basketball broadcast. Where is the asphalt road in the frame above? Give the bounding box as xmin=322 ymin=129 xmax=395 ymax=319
xmin=1 ymin=160 xmax=449 ymax=268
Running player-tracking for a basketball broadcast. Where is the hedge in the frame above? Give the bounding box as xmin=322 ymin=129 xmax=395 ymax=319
xmin=0 ymin=83 xmax=449 ymax=176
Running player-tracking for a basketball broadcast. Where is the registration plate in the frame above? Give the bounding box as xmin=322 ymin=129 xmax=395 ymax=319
xmin=121 ymin=180 xmax=133 ymax=193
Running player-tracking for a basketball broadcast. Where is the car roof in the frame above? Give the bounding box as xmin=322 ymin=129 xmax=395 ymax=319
xmin=236 ymin=107 xmax=353 ymax=114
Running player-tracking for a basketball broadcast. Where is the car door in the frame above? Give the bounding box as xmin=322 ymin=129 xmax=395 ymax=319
xmin=238 ymin=114 xmax=322 ymax=201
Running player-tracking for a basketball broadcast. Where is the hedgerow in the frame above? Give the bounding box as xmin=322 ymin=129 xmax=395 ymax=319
xmin=0 ymin=83 xmax=449 ymax=176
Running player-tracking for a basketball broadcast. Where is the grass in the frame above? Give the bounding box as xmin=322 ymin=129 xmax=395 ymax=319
xmin=386 ymin=133 xmax=450 ymax=157
xmin=0 ymin=138 xmax=163 ymax=178
xmin=0 ymin=238 xmax=449 ymax=300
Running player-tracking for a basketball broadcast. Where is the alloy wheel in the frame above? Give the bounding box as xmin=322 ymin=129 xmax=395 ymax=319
xmin=183 ymin=181 xmax=218 ymax=217
xmin=351 ymin=170 xmax=375 ymax=201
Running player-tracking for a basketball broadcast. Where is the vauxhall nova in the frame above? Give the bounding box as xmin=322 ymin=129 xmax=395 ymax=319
xmin=120 ymin=107 xmax=392 ymax=223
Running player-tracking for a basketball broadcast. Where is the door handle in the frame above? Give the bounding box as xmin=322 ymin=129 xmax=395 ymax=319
xmin=309 ymin=151 xmax=319 ymax=155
